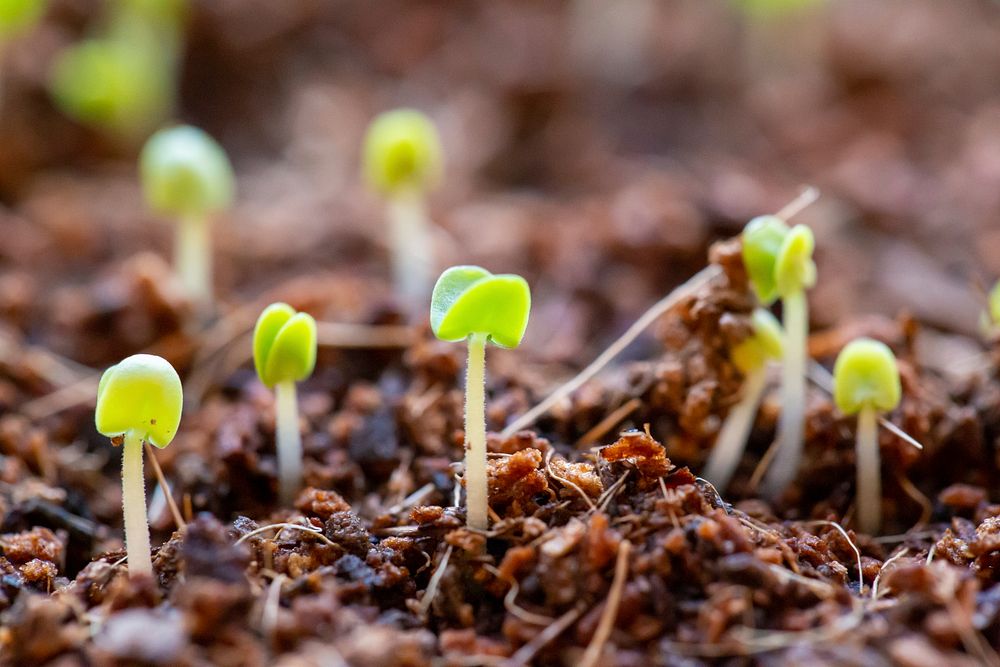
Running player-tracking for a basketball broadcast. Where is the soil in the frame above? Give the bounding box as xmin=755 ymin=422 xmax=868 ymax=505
xmin=3 ymin=1 xmax=1000 ymax=665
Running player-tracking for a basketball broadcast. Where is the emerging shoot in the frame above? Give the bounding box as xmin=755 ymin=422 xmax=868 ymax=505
xmin=140 ymin=125 xmax=235 ymax=311
xmin=703 ymin=308 xmax=782 ymax=491
xmin=746 ymin=218 xmax=817 ymax=499
xmin=980 ymin=279 xmax=1000 ymax=338
xmin=253 ymin=303 xmax=317 ymax=505
xmin=430 ymin=266 xmax=531 ymax=531
xmin=363 ymin=108 xmax=443 ymax=310
xmin=95 ymin=353 xmax=182 ymax=579
xmin=833 ymin=338 xmax=901 ymax=535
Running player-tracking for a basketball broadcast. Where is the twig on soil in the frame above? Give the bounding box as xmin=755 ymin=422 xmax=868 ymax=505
xmin=235 ymin=521 xmax=336 ymax=547
xmin=575 ymin=398 xmax=642 ymax=447
xmin=580 ymin=539 xmax=632 ymax=667
xmin=895 ymin=472 xmax=932 ymax=526
xmin=500 ymin=265 xmax=722 ymax=438
xmin=419 ymin=544 xmax=453 ymax=617
xmin=596 ymin=470 xmax=630 ymax=513
xmin=871 ymin=548 xmax=908 ymax=600
xmin=144 ymin=442 xmax=186 ymax=531
xmin=500 ymin=604 xmax=585 ymax=667
xmin=775 ymin=186 xmax=820 ymax=221
xmin=805 ymin=520 xmax=864 ymax=591
xmin=544 ymin=450 xmax=597 ymax=512
xmin=261 ymin=573 xmax=286 ymax=640
xmin=22 ymin=374 xmax=100 ymax=420
xmin=385 ymin=483 xmax=436 ymax=515
xmin=482 ymin=563 xmax=555 ymax=625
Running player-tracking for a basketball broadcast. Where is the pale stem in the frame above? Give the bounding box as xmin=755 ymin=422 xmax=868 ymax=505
xmin=275 ymin=380 xmax=303 ymax=505
xmin=122 ymin=430 xmax=152 ymax=578
xmin=855 ymin=405 xmax=882 ymax=535
xmin=703 ymin=366 xmax=768 ymax=493
xmin=464 ymin=332 xmax=489 ymax=531
xmin=387 ymin=191 xmax=433 ymax=311
xmin=175 ymin=214 xmax=212 ymax=310
xmin=762 ymin=289 xmax=808 ymax=499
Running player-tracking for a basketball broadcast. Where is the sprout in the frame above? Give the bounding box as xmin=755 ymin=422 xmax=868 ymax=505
xmin=95 ymin=354 xmax=182 ymax=579
xmin=745 ymin=221 xmax=817 ymax=499
xmin=980 ymin=279 xmax=1000 ymax=337
xmin=0 ymin=0 xmax=46 ymax=40
xmin=140 ymin=125 xmax=235 ymax=310
xmin=703 ymin=308 xmax=782 ymax=492
xmin=430 ymin=266 xmax=531 ymax=530
xmin=833 ymin=338 xmax=901 ymax=534
xmin=363 ymin=109 xmax=443 ymax=310
xmin=253 ymin=303 xmax=317 ymax=504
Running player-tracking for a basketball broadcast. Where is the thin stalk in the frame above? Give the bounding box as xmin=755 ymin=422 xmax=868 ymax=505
xmin=703 ymin=366 xmax=768 ymax=492
xmin=762 ymin=289 xmax=808 ymax=499
xmin=275 ymin=380 xmax=303 ymax=505
xmin=855 ymin=405 xmax=881 ymax=535
xmin=388 ymin=190 xmax=433 ymax=310
xmin=122 ymin=430 xmax=152 ymax=578
xmin=464 ymin=332 xmax=489 ymax=531
xmin=175 ymin=214 xmax=212 ymax=309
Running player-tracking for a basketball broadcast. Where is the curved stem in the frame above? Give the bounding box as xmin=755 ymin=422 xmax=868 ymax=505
xmin=855 ymin=405 xmax=882 ymax=535
xmin=703 ymin=366 xmax=768 ymax=493
xmin=762 ymin=289 xmax=808 ymax=499
xmin=464 ymin=332 xmax=489 ymax=530
xmin=388 ymin=191 xmax=433 ymax=311
xmin=275 ymin=380 xmax=303 ymax=505
xmin=175 ymin=214 xmax=212 ymax=311
xmin=122 ymin=430 xmax=152 ymax=578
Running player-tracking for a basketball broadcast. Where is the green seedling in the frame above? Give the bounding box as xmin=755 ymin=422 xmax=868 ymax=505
xmin=140 ymin=125 xmax=235 ymax=310
xmin=703 ymin=308 xmax=782 ymax=492
xmin=744 ymin=218 xmax=817 ymax=499
xmin=431 ymin=266 xmax=530 ymax=531
xmin=253 ymin=303 xmax=317 ymax=504
xmin=0 ymin=0 xmax=46 ymax=39
xmin=363 ymin=108 xmax=443 ymax=310
xmin=833 ymin=338 xmax=901 ymax=535
xmin=95 ymin=353 xmax=182 ymax=578
xmin=979 ymin=279 xmax=1000 ymax=337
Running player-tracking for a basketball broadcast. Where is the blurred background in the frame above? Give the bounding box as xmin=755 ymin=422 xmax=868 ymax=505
xmin=1 ymin=0 xmax=999 ymax=369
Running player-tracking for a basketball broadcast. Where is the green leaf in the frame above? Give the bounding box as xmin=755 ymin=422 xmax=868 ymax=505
xmin=95 ymin=354 xmax=183 ymax=448
xmin=741 ymin=215 xmax=789 ymax=305
xmin=430 ymin=265 xmax=531 ymax=348
xmin=363 ymin=108 xmax=443 ymax=196
xmin=0 ymin=0 xmax=46 ymax=38
xmin=774 ymin=224 xmax=816 ymax=297
xmin=833 ymin=338 xmax=901 ymax=415
xmin=140 ymin=124 xmax=235 ymax=218
xmin=731 ymin=308 xmax=783 ymax=372
xmin=253 ymin=303 xmax=317 ymax=387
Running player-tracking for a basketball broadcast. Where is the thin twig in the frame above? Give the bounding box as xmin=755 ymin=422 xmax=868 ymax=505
xmin=545 ymin=450 xmax=597 ymax=512
xmin=500 ymin=604 xmax=585 ymax=667
xmin=575 ymin=398 xmax=642 ymax=447
xmin=482 ymin=563 xmax=555 ymax=626
xmin=419 ymin=545 xmax=453 ymax=617
xmin=261 ymin=573 xmax=286 ymax=639
xmin=144 ymin=443 xmax=186 ymax=531
xmin=235 ymin=521 xmax=336 ymax=547
xmin=500 ymin=265 xmax=722 ymax=438
xmin=580 ymin=540 xmax=632 ymax=667
xmin=775 ymin=186 xmax=820 ymax=221
xmin=384 ymin=483 xmax=436 ymax=516
xmin=805 ymin=520 xmax=864 ymax=591
xmin=872 ymin=548 xmax=908 ymax=600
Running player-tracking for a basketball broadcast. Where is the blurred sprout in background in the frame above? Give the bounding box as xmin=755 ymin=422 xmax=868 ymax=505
xmin=0 ymin=0 xmax=47 ymax=40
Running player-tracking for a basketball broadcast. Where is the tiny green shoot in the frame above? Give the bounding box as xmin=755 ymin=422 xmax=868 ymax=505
xmin=430 ymin=266 xmax=530 ymax=531
xmin=703 ymin=308 xmax=782 ymax=492
xmin=95 ymin=353 xmax=182 ymax=579
xmin=0 ymin=0 xmax=46 ymax=40
xmin=253 ymin=302 xmax=317 ymax=505
xmin=140 ymin=124 xmax=235 ymax=311
xmin=833 ymin=338 xmax=901 ymax=535
xmin=363 ymin=108 xmax=443 ymax=310
xmin=979 ymin=279 xmax=1000 ymax=338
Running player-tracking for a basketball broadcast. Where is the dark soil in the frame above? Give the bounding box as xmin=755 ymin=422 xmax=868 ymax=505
xmin=3 ymin=1 xmax=1000 ymax=665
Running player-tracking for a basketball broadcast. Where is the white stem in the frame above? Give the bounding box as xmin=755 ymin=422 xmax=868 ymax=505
xmin=855 ymin=405 xmax=882 ymax=535
xmin=762 ymin=289 xmax=808 ymax=499
xmin=175 ymin=214 xmax=212 ymax=310
xmin=464 ymin=332 xmax=489 ymax=531
xmin=275 ymin=380 xmax=303 ymax=505
xmin=703 ymin=367 xmax=768 ymax=492
xmin=388 ymin=192 xmax=433 ymax=310
xmin=122 ymin=430 xmax=152 ymax=578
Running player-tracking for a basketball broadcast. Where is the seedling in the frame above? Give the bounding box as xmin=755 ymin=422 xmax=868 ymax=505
xmin=430 ymin=266 xmax=530 ymax=530
xmin=140 ymin=125 xmax=235 ymax=310
xmin=95 ymin=353 xmax=182 ymax=578
xmin=833 ymin=338 xmax=900 ymax=534
xmin=979 ymin=279 xmax=1000 ymax=337
xmin=363 ymin=108 xmax=443 ymax=309
xmin=253 ymin=302 xmax=317 ymax=504
xmin=744 ymin=217 xmax=817 ymax=499
xmin=0 ymin=0 xmax=46 ymax=40
xmin=703 ymin=308 xmax=782 ymax=491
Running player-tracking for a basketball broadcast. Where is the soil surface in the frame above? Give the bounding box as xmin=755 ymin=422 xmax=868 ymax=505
xmin=3 ymin=1 xmax=1000 ymax=665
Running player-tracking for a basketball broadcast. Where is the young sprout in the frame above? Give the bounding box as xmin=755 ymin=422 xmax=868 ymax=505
xmin=0 ymin=0 xmax=46 ymax=41
xmin=833 ymin=338 xmax=901 ymax=534
xmin=95 ymin=354 xmax=182 ymax=579
xmin=140 ymin=125 xmax=235 ymax=311
xmin=430 ymin=266 xmax=531 ymax=531
xmin=744 ymin=217 xmax=817 ymax=499
xmin=363 ymin=108 xmax=443 ymax=310
xmin=979 ymin=279 xmax=1000 ymax=338
xmin=253 ymin=303 xmax=317 ymax=505
xmin=703 ymin=308 xmax=782 ymax=492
